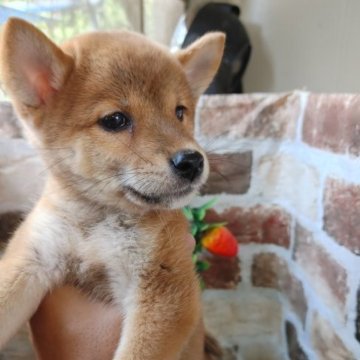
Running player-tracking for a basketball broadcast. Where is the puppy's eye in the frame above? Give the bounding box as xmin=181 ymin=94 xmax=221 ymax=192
xmin=175 ymin=105 xmax=186 ymax=121
xmin=99 ymin=112 xmax=131 ymax=132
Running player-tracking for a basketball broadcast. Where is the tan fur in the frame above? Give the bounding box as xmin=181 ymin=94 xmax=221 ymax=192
xmin=0 ymin=18 xmax=225 ymax=359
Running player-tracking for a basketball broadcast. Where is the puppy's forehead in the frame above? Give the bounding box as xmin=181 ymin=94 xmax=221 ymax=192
xmin=62 ymin=31 xmax=190 ymax=100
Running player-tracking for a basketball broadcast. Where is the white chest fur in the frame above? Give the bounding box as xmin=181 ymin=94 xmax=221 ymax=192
xmin=28 ymin=205 xmax=157 ymax=304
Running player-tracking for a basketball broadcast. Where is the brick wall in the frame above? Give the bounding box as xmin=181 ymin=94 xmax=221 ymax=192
xmin=196 ymin=92 xmax=360 ymax=359
xmin=1 ymin=93 xmax=359 ymax=359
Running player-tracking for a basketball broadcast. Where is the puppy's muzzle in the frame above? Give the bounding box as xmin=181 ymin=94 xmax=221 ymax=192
xmin=170 ymin=150 xmax=204 ymax=182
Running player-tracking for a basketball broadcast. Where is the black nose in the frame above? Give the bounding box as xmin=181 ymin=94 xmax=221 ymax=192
xmin=170 ymin=150 xmax=204 ymax=182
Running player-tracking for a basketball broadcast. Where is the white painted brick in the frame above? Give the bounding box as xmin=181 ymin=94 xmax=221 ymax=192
xmin=253 ymin=153 xmax=320 ymax=221
xmin=203 ymin=288 xmax=287 ymax=360
xmin=0 ymin=157 xmax=45 ymax=213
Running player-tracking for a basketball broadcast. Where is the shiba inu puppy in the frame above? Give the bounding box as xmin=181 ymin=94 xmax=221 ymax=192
xmin=0 ymin=18 xmax=224 ymax=359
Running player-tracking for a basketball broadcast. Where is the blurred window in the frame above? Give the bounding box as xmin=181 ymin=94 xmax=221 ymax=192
xmin=0 ymin=0 xmax=184 ymax=99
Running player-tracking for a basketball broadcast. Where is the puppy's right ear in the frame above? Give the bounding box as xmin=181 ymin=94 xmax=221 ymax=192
xmin=0 ymin=18 xmax=73 ymax=107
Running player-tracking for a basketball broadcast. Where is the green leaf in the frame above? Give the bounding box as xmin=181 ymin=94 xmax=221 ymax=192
xmin=193 ymin=207 xmax=207 ymax=222
xmin=196 ymin=260 xmax=210 ymax=272
xmin=199 ymin=261 xmax=210 ymax=271
xmin=182 ymin=207 xmax=194 ymax=221
xmin=194 ymin=242 xmax=203 ymax=254
xmin=197 ymin=222 xmax=227 ymax=234
xmin=199 ymin=277 xmax=206 ymax=290
xmin=191 ymin=222 xmax=198 ymax=236
xmin=199 ymin=198 xmax=218 ymax=212
xmin=206 ymin=222 xmax=227 ymax=230
xmin=192 ymin=198 xmax=219 ymax=221
xmin=199 ymin=223 xmax=211 ymax=232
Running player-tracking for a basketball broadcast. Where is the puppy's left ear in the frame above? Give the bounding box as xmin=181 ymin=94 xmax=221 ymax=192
xmin=176 ymin=32 xmax=225 ymax=98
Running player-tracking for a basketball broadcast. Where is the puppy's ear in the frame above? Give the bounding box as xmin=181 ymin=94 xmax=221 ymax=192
xmin=0 ymin=18 xmax=73 ymax=107
xmin=176 ymin=32 xmax=225 ymax=98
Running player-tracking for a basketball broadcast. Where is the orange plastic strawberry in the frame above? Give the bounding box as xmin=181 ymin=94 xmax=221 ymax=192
xmin=201 ymin=226 xmax=238 ymax=257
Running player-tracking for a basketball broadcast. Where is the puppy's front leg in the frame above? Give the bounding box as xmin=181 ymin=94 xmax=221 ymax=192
xmin=0 ymin=228 xmax=53 ymax=348
xmin=114 ymin=268 xmax=201 ymax=360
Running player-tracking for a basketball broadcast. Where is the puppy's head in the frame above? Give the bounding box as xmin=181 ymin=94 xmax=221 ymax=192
xmin=0 ymin=18 xmax=225 ymax=211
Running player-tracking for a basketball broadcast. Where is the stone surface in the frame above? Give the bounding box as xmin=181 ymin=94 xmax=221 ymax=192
xmin=205 ymin=206 xmax=291 ymax=248
xmin=0 ymin=124 xmax=45 ymax=214
xmin=0 ymin=156 xmax=45 ymax=213
xmin=323 ymin=178 xmax=360 ymax=255
xmin=311 ymin=312 xmax=356 ymax=360
xmin=0 ymin=137 xmax=37 ymax=168
xmin=295 ymin=225 xmax=349 ymax=320
xmin=0 ymin=102 xmax=22 ymax=138
xmin=0 ymin=327 xmax=35 ymax=360
xmin=222 ymin=347 xmax=240 ymax=360
xmin=303 ymin=94 xmax=360 ymax=156
xmin=252 ymin=252 xmax=307 ymax=323
xmin=203 ymin=288 xmax=286 ymax=360
xmin=255 ymin=153 xmax=320 ymax=221
xmin=0 ymin=212 xmax=23 ymax=247
xmin=203 ymin=151 xmax=252 ymax=195
xmin=0 ymin=105 xmax=44 ymax=213
xmin=201 ymin=252 xmax=241 ymax=289
xmin=199 ymin=93 xmax=300 ymax=140
xmin=286 ymin=321 xmax=309 ymax=360
xmin=356 ymin=287 xmax=360 ymax=344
